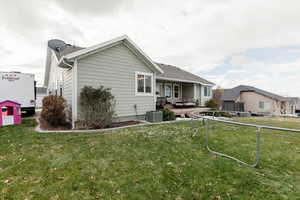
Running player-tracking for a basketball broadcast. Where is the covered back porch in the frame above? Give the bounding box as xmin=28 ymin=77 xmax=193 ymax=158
xmin=156 ymin=80 xmax=199 ymax=107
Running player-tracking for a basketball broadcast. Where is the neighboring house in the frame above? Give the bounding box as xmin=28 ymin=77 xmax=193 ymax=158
xmin=286 ymin=97 xmax=300 ymax=114
xmin=36 ymin=87 xmax=47 ymax=107
xmin=221 ymin=85 xmax=291 ymax=115
xmin=44 ymin=35 xmax=214 ymax=127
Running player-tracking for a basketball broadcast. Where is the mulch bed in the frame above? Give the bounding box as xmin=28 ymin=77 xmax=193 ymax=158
xmin=39 ymin=118 xmax=142 ymax=131
xmin=111 ymin=121 xmax=141 ymax=128
xmin=39 ymin=118 xmax=72 ymax=131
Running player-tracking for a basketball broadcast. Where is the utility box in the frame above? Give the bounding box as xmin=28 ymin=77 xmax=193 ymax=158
xmin=145 ymin=111 xmax=163 ymax=123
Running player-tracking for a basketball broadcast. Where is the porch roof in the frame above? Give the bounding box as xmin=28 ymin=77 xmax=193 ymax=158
xmin=156 ymin=63 xmax=214 ymax=86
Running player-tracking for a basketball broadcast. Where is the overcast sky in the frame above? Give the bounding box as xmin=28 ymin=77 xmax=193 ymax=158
xmin=0 ymin=0 xmax=300 ymax=97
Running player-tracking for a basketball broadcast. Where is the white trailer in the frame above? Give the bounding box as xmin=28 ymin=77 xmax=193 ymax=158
xmin=0 ymin=72 xmax=36 ymax=115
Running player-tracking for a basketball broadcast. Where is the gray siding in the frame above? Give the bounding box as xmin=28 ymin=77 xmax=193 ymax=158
xmin=63 ymin=69 xmax=73 ymax=105
xmin=200 ymin=85 xmax=212 ymax=106
xmin=76 ymin=43 xmax=155 ymax=119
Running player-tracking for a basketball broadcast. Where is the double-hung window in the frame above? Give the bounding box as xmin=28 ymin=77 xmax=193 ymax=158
xmin=204 ymin=86 xmax=211 ymax=97
xmin=259 ymin=101 xmax=264 ymax=109
xmin=259 ymin=101 xmax=270 ymax=110
xmin=135 ymin=72 xmax=153 ymax=96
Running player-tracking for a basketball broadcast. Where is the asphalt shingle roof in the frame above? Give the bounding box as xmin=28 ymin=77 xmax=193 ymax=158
xmin=286 ymin=97 xmax=300 ymax=105
xmin=156 ymin=63 xmax=214 ymax=85
xmin=53 ymin=45 xmax=85 ymax=60
xmin=48 ymin=40 xmax=214 ymax=85
xmin=222 ymin=85 xmax=286 ymax=101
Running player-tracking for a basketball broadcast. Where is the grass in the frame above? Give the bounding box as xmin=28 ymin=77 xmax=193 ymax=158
xmin=0 ymin=117 xmax=299 ymax=199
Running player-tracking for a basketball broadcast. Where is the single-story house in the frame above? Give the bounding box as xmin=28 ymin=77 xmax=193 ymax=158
xmin=44 ymin=35 xmax=214 ymax=127
xmin=286 ymin=97 xmax=300 ymax=114
xmin=221 ymin=85 xmax=293 ymax=115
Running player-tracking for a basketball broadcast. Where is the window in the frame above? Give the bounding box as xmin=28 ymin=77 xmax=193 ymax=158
xmin=145 ymin=75 xmax=152 ymax=93
xmin=2 ymin=106 xmax=13 ymax=116
xmin=135 ymin=72 xmax=153 ymax=96
xmin=259 ymin=101 xmax=270 ymax=110
xmin=204 ymin=86 xmax=211 ymax=97
xmin=137 ymin=74 xmax=144 ymax=93
xmin=165 ymin=84 xmax=172 ymax=98
xmin=174 ymin=85 xmax=179 ymax=98
xmin=259 ymin=101 xmax=264 ymax=109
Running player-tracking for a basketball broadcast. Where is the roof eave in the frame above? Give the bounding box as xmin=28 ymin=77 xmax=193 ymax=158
xmin=156 ymin=76 xmax=215 ymax=86
xmin=63 ymin=35 xmax=163 ymax=74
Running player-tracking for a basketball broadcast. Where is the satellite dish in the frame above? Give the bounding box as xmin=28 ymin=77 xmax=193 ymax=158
xmin=48 ymin=39 xmax=66 ymax=52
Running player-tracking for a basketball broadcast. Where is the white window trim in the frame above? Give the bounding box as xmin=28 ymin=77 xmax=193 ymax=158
xmin=135 ymin=71 xmax=154 ymax=96
xmin=164 ymin=83 xmax=172 ymax=98
xmin=173 ymin=83 xmax=180 ymax=98
xmin=203 ymin=86 xmax=211 ymax=97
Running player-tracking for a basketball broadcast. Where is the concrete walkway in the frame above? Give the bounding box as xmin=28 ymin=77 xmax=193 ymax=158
xmin=169 ymin=107 xmax=210 ymax=117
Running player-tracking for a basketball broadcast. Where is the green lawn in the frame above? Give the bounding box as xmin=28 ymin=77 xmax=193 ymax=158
xmin=0 ymin=117 xmax=300 ymax=199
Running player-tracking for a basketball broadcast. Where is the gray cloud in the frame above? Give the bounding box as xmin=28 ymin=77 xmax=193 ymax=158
xmin=0 ymin=0 xmax=299 ymax=96
xmin=0 ymin=0 xmax=47 ymax=34
xmin=0 ymin=46 xmax=12 ymax=56
xmin=51 ymin=0 xmax=133 ymax=16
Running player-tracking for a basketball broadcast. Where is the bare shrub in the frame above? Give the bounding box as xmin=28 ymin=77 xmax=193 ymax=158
xmin=41 ymin=95 xmax=67 ymax=127
xmin=79 ymin=86 xmax=116 ymax=129
xmin=212 ymin=87 xmax=224 ymax=109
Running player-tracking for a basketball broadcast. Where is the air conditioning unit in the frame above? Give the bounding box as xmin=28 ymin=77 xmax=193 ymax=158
xmin=145 ymin=111 xmax=163 ymax=123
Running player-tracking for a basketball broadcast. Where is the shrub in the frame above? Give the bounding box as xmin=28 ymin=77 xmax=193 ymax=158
xmin=207 ymin=108 xmax=232 ymax=118
xmin=205 ymin=99 xmax=218 ymax=109
xmin=79 ymin=85 xmax=115 ymax=129
xmin=220 ymin=112 xmax=233 ymax=118
xmin=162 ymin=108 xmax=176 ymax=121
xmin=41 ymin=95 xmax=67 ymax=127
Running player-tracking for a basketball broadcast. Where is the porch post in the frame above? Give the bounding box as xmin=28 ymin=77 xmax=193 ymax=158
xmin=180 ymin=83 xmax=182 ymax=98
xmin=193 ymin=83 xmax=197 ymax=100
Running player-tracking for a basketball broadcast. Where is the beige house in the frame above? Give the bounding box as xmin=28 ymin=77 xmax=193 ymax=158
xmin=221 ymin=85 xmax=294 ymax=115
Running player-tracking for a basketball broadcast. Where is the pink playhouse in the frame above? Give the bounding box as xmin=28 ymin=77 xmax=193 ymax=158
xmin=0 ymin=100 xmax=22 ymax=127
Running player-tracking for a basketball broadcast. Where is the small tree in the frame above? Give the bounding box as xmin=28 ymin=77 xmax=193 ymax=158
xmin=79 ymin=85 xmax=115 ymax=129
xmin=212 ymin=87 xmax=224 ymax=109
xmin=41 ymin=95 xmax=67 ymax=127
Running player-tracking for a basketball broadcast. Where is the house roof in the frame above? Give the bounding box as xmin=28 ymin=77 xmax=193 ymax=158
xmin=222 ymin=85 xmax=286 ymax=101
xmin=57 ymin=35 xmax=163 ymax=74
xmin=156 ymin=63 xmax=214 ymax=85
xmin=0 ymin=100 xmax=21 ymax=106
xmin=53 ymin=45 xmax=84 ymax=61
xmin=45 ymin=35 xmax=214 ymax=86
xmin=285 ymin=97 xmax=300 ymax=105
